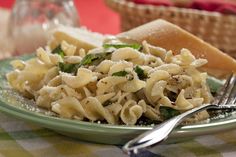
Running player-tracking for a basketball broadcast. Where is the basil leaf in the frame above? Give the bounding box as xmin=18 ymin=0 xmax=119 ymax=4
xmin=79 ymin=52 xmax=112 ymax=67
xmin=58 ymin=52 xmax=113 ymax=74
xmin=79 ymin=54 xmax=97 ymax=66
xmin=58 ymin=62 xmax=78 ymax=73
xmin=52 ymin=45 xmax=65 ymax=58
xmin=160 ymin=106 xmax=180 ymax=120
xmin=134 ymin=66 xmax=147 ymax=80
xmin=103 ymin=43 xmax=142 ymax=50
xmin=112 ymin=71 xmax=129 ymax=77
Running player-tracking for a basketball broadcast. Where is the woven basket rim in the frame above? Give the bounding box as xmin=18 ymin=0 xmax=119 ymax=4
xmin=105 ymin=0 xmax=236 ymax=54
xmin=105 ymin=0 xmax=236 ymax=19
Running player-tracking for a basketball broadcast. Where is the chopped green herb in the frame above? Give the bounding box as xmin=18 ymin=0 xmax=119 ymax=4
xmin=79 ymin=54 xmax=97 ymax=66
xmin=112 ymin=71 xmax=129 ymax=77
xmin=52 ymin=45 xmax=65 ymax=58
xmin=134 ymin=66 xmax=148 ymax=80
xmin=79 ymin=52 xmax=112 ymax=67
xmin=58 ymin=62 xmax=78 ymax=73
xmin=103 ymin=43 xmax=142 ymax=50
xmin=58 ymin=52 xmax=112 ymax=74
xmin=160 ymin=106 xmax=180 ymax=120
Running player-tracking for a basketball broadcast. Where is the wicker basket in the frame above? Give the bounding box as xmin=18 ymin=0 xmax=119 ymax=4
xmin=105 ymin=0 xmax=236 ymax=58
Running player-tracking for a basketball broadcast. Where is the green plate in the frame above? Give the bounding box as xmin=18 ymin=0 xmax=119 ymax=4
xmin=0 ymin=54 xmax=236 ymax=145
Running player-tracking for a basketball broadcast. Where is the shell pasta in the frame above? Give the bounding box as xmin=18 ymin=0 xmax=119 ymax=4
xmin=7 ymin=37 xmax=213 ymax=125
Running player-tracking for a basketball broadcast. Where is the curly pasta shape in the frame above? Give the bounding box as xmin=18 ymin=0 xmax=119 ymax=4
xmin=36 ymin=47 xmax=52 ymax=65
xmin=145 ymin=70 xmax=170 ymax=104
xmin=96 ymin=92 xmax=116 ymax=104
xmin=155 ymin=64 xmax=182 ymax=75
xmin=96 ymin=60 xmax=115 ymax=74
xmin=10 ymin=60 xmax=26 ymax=70
xmin=41 ymin=67 xmax=59 ymax=85
xmin=142 ymin=40 xmax=166 ymax=60
xmin=61 ymin=40 xmax=77 ymax=56
xmin=61 ymin=68 xmax=95 ymax=88
xmin=108 ymin=61 xmax=133 ymax=75
xmin=151 ymin=80 xmax=167 ymax=97
xmin=158 ymin=96 xmax=173 ymax=107
xmin=47 ymin=75 xmax=62 ymax=87
xmin=120 ymin=100 xmax=144 ymax=125
xmin=105 ymin=102 xmax=123 ymax=116
xmin=164 ymin=50 xmax=174 ymax=63
xmin=111 ymin=47 xmax=142 ymax=63
xmin=175 ymin=90 xmax=194 ymax=110
xmin=7 ymin=71 xmax=25 ymax=94
xmin=144 ymin=105 xmax=160 ymax=120
xmin=36 ymin=48 xmax=62 ymax=66
xmin=81 ymin=97 xmax=116 ymax=124
xmin=36 ymin=85 xmax=81 ymax=108
xmin=118 ymin=78 xmax=146 ymax=93
xmin=96 ymin=76 xmax=127 ymax=95
xmin=190 ymin=58 xmax=208 ymax=68
xmin=52 ymin=97 xmax=86 ymax=119
xmin=180 ymin=48 xmax=196 ymax=65
xmin=168 ymin=75 xmax=193 ymax=90
xmin=7 ymin=59 xmax=49 ymax=95
xmin=64 ymin=56 xmax=82 ymax=64
xmin=144 ymin=54 xmax=164 ymax=67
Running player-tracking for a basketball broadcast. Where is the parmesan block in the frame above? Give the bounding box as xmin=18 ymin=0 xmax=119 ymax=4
xmin=49 ymin=26 xmax=105 ymax=53
xmin=118 ymin=19 xmax=236 ymax=76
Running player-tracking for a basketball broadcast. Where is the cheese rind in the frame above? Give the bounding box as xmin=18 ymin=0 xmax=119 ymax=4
xmin=118 ymin=19 xmax=236 ymax=76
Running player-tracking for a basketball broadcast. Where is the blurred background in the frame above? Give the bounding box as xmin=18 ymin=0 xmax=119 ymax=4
xmin=0 ymin=0 xmax=120 ymax=34
xmin=0 ymin=0 xmax=120 ymax=55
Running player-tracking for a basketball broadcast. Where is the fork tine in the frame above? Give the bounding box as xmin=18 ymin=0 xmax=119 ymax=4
xmin=213 ymin=74 xmax=233 ymax=104
xmin=218 ymin=74 xmax=236 ymax=105
xmin=226 ymin=75 xmax=236 ymax=104
xmin=230 ymin=86 xmax=236 ymax=104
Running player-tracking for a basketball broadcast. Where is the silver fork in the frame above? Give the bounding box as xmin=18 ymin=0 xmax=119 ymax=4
xmin=123 ymin=73 xmax=236 ymax=154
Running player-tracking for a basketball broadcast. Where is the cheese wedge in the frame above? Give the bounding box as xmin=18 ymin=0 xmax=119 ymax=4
xmin=118 ymin=19 xmax=236 ymax=76
xmin=49 ymin=26 xmax=105 ymax=52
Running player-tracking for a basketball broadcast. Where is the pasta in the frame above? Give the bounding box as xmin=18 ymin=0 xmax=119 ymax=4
xmin=6 ymin=38 xmax=214 ymax=125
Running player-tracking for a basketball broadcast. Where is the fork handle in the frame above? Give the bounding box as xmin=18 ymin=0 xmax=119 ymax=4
xmin=123 ymin=103 xmax=236 ymax=154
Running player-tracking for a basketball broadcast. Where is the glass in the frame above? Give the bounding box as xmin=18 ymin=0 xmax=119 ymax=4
xmin=8 ymin=0 xmax=79 ymax=54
